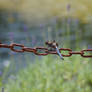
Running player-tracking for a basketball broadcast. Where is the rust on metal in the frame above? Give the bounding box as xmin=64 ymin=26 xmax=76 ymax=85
xmin=0 ymin=41 xmax=92 ymax=58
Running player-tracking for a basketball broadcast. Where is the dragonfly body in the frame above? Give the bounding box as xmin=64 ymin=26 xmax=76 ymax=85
xmin=56 ymin=46 xmax=64 ymax=60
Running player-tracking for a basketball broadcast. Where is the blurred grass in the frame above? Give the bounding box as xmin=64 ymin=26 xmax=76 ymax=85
xmin=4 ymin=55 xmax=92 ymax=92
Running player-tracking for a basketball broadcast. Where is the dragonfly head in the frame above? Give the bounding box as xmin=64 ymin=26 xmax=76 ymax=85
xmin=45 ymin=40 xmax=58 ymax=48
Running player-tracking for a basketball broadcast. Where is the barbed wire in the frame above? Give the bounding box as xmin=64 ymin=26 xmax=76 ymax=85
xmin=0 ymin=41 xmax=92 ymax=58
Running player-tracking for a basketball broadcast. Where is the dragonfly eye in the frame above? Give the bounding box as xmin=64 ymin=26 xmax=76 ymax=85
xmin=45 ymin=41 xmax=58 ymax=49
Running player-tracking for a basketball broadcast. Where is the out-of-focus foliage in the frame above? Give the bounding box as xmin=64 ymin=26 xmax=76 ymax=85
xmin=0 ymin=1 xmax=92 ymax=91
xmin=5 ymin=56 xmax=92 ymax=92
xmin=0 ymin=0 xmax=92 ymax=24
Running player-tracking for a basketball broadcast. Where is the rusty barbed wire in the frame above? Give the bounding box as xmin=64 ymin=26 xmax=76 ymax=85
xmin=0 ymin=41 xmax=92 ymax=58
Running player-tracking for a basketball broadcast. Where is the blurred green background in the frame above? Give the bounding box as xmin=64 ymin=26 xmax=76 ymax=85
xmin=0 ymin=0 xmax=92 ymax=91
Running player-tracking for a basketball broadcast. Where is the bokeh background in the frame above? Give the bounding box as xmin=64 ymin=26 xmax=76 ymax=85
xmin=0 ymin=0 xmax=92 ymax=90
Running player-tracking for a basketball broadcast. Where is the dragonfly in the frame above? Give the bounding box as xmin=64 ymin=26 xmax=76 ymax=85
xmin=45 ymin=40 xmax=64 ymax=60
